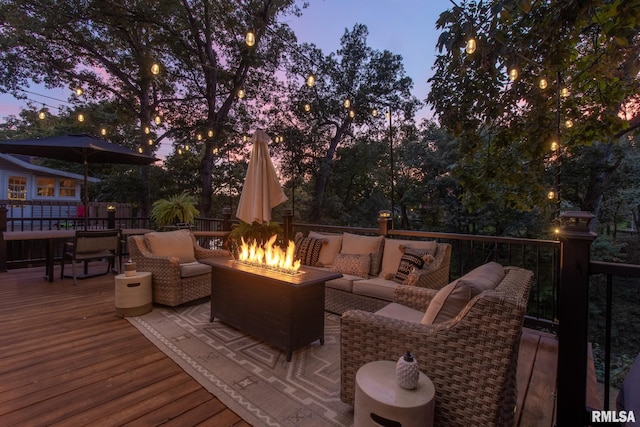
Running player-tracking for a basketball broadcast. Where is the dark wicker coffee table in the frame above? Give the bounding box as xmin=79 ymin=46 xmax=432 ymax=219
xmin=202 ymin=258 xmax=341 ymax=361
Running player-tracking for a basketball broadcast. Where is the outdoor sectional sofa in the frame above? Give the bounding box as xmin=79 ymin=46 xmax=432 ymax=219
xmin=294 ymin=231 xmax=452 ymax=314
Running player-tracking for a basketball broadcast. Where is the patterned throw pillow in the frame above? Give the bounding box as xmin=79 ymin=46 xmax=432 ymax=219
xmin=330 ymin=253 xmax=371 ymax=278
xmin=394 ymin=248 xmax=427 ymax=284
xmin=294 ymin=236 xmax=325 ymax=266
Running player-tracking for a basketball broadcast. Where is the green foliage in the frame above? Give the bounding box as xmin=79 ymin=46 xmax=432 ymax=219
xmin=150 ymin=192 xmax=199 ymax=230
xmin=228 ymin=221 xmax=284 ymax=249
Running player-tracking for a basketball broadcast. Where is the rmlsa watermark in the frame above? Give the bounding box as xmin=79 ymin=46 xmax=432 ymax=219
xmin=591 ymin=410 xmax=636 ymax=423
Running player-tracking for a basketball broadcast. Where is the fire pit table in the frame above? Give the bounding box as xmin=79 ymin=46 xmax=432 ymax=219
xmin=202 ymin=258 xmax=342 ymax=361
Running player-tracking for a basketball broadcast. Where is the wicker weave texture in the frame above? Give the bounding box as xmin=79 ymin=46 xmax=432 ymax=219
xmin=340 ymin=266 xmax=533 ymax=426
xmin=128 ymin=234 xmax=230 ymax=306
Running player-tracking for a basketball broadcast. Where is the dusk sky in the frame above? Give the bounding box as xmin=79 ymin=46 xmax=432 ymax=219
xmin=0 ymin=0 xmax=453 ymax=123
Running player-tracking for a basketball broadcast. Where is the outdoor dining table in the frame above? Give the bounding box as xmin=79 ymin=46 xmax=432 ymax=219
xmin=2 ymin=228 xmax=154 ymax=282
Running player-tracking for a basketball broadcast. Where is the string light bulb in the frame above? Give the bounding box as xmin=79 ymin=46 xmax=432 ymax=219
xmin=372 ymin=108 xmax=378 ymax=117
xmin=343 ymin=98 xmax=351 ymax=109
xmin=207 ymin=129 xmax=214 ymax=138
xmin=551 ymin=140 xmax=559 ymax=151
xmin=465 ymin=37 xmax=477 ymax=55
xmin=306 ymin=74 xmax=315 ymax=87
xmin=75 ymin=87 xmax=83 ymax=96
xmin=237 ymin=87 xmax=245 ymax=99
xmin=138 ymin=147 xmax=143 ymax=153
xmin=349 ymin=109 xmax=355 ymax=118
xmin=561 ymin=87 xmax=570 ymax=97
xmin=77 ymin=113 xmax=85 ymax=122
xmin=144 ymin=126 xmax=150 ymax=134
xmin=304 ymin=103 xmax=311 ymax=112
xmin=565 ymin=119 xmax=574 ymax=128
xmin=547 ymin=190 xmax=556 ymax=200
xmin=100 ymin=127 xmax=107 ymax=136
xmin=151 ymin=63 xmax=160 ymax=75
xmin=245 ymin=29 xmax=255 ymax=47
xmin=539 ymin=77 xmax=548 ymax=90
xmin=38 ymin=110 xmax=46 ymax=120
xmin=148 ymin=138 xmax=153 ymax=145
xmin=197 ymin=133 xmax=202 ymax=141
xmin=154 ymin=115 xmax=161 ymax=125
xmin=508 ymin=66 xmax=518 ymax=82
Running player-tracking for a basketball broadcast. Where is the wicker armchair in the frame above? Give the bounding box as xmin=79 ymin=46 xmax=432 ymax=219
xmin=340 ymin=266 xmax=533 ymax=426
xmin=128 ymin=231 xmax=231 ymax=306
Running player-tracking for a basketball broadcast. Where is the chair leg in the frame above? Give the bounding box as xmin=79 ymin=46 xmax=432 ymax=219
xmin=71 ymin=260 xmax=77 ymax=286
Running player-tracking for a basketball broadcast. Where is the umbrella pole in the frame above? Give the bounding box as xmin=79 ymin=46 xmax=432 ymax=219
xmin=83 ymin=158 xmax=89 ymax=231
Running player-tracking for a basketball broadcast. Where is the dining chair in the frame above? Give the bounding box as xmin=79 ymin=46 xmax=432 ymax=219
xmin=60 ymin=229 xmax=121 ymax=285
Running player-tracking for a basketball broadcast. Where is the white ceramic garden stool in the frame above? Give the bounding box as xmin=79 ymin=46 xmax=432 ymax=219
xmin=354 ymin=360 xmax=435 ymax=427
xmin=114 ymin=272 xmax=152 ymax=317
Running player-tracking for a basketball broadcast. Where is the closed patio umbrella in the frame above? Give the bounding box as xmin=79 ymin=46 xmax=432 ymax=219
xmin=0 ymin=134 xmax=159 ymax=229
xmin=236 ymin=129 xmax=288 ymax=224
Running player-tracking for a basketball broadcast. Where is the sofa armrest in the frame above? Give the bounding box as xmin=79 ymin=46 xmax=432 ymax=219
xmin=194 ymin=246 xmax=231 ymax=260
xmin=393 ymin=285 xmax=438 ymax=311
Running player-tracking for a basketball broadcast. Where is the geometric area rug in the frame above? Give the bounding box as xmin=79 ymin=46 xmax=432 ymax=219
xmin=127 ymin=302 xmax=354 ymax=426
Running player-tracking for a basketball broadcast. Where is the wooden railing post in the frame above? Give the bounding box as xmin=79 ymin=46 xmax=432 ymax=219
xmin=222 ymin=207 xmax=232 ymax=232
xmin=378 ymin=210 xmax=392 ymax=237
xmin=282 ymin=208 xmax=293 ymax=243
xmin=556 ymin=211 xmax=596 ymax=426
xmin=0 ymin=204 xmax=7 ymax=272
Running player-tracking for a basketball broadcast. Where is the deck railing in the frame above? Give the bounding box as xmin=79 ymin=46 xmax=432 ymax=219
xmin=1 ymin=204 xmax=638 ymax=423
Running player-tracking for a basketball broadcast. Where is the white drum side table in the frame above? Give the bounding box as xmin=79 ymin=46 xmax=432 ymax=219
xmin=354 ymin=360 xmax=435 ymax=427
xmin=115 ymin=272 xmax=152 ymax=317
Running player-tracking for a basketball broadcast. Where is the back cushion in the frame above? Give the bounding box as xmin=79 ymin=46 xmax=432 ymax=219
xmin=421 ymin=262 xmax=505 ymax=325
xmin=145 ymin=229 xmax=196 ymax=264
xmin=309 ymin=231 xmax=342 ymax=266
xmin=340 ymin=232 xmax=385 ymax=276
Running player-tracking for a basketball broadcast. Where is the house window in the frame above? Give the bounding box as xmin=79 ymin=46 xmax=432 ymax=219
xmin=8 ymin=176 xmax=27 ymax=201
xmin=59 ymin=179 xmax=76 ymax=197
xmin=37 ymin=177 xmax=56 ymax=197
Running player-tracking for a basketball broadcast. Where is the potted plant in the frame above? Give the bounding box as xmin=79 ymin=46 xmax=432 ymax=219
xmin=150 ymin=192 xmax=199 ymax=230
xmin=226 ymin=221 xmax=284 ymax=256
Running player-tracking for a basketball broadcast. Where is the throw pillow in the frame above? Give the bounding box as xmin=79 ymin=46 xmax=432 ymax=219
xmin=379 ymin=239 xmax=438 ymax=278
xmin=421 ymin=279 xmax=480 ymax=325
xmin=330 ymin=253 xmax=371 ymax=278
xmin=294 ymin=236 xmax=326 ymax=266
xmin=145 ymin=229 xmax=196 ymax=264
xmin=340 ymin=232 xmax=385 ymax=276
xmin=393 ymin=248 xmax=427 ymax=284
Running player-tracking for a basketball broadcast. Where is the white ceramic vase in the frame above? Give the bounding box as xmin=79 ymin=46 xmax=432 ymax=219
xmin=396 ymin=351 xmax=420 ymax=389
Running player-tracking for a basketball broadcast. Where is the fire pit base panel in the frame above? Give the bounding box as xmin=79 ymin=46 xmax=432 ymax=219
xmin=204 ymin=259 xmax=341 ymax=361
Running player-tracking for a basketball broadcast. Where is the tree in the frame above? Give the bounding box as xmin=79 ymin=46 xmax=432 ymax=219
xmin=428 ymin=0 xmax=640 ymax=224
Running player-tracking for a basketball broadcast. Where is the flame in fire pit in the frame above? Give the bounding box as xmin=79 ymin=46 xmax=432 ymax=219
xmin=237 ymin=235 xmax=301 ymax=273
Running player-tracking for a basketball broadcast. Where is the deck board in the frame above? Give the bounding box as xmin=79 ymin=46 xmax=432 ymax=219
xmin=1 ymin=263 xmax=562 ymax=426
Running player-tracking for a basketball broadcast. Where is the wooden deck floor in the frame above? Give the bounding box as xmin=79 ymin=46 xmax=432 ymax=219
xmin=1 ymin=263 xmax=560 ymax=426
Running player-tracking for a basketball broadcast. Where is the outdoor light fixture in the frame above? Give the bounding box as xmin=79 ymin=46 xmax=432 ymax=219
xmin=465 ymin=37 xmax=477 ymax=54
xmin=306 ymin=74 xmax=315 ymax=87
xmin=151 ymin=63 xmax=160 ymax=75
xmin=343 ymin=98 xmax=350 ymax=108
xmin=245 ymin=29 xmax=255 ymax=47
xmin=100 ymin=128 xmax=107 ymax=136
xmin=539 ymin=77 xmax=548 ymax=90
xmin=508 ymin=66 xmax=518 ymax=81
xmin=237 ymin=87 xmax=245 ymax=99
xmin=561 ymin=87 xmax=570 ymax=97
xmin=207 ymin=129 xmax=214 ymax=138
xmin=77 ymin=113 xmax=85 ymax=122
xmin=38 ymin=110 xmax=46 ymax=120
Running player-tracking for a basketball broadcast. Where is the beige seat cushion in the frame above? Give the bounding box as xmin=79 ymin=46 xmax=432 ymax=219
xmin=379 ymin=239 xmax=438 ymax=279
xmin=352 ymin=277 xmax=399 ymax=302
xmin=309 ymin=231 xmax=343 ymax=267
xmin=325 ymin=274 xmax=363 ymax=292
xmin=340 ymin=232 xmax=385 ymax=276
xmin=375 ymin=302 xmax=425 ymax=324
xmin=145 ymin=229 xmax=196 ymax=264
xmin=180 ymin=261 xmax=212 ymax=278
